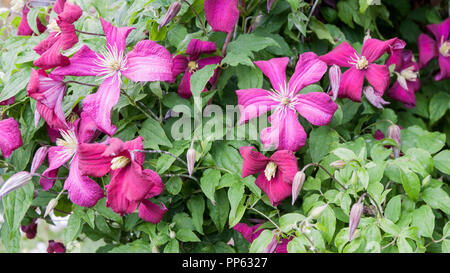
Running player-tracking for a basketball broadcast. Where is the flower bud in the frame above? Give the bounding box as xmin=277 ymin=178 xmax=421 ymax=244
xmin=329 ymin=159 xmax=346 ymax=169
xmin=349 ymin=202 xmax=364 ymax=241
xmin=363 ymin=85 xmax=390 ymax=109
xmin=248 ymin=14 xmax=263 ymax=33
xmin=44 ymin=198 xmax=59 ymax=218
xmin=186 ymin=147 xmax=196 ymax=176
xmin=47 ymin=240 xmax=66 ymax=253
xmin=388 ymin=124 xmax=401 ymax=146
xmin=264 ymin=232 xmax=278 ymax=253
xmin=0 ymin=172 xmax=33 ymax=199
xmin=329 ymin=65 xmax=341 ymax=101
xmin=169 ymin=230 xmax=176 ymax=239
xmin=309 ymin=204 xmax=328 ymax=219
xmin=158 ymin=1 xmax=182 ymax=31
xmin=21 ymin=219 xmax=38 ymax=239
xmin=267 ymin=0 xmax=275 ymax=12
xmin=291 ymin=171 xmax=305 ymax=205
xmin=152 ymin=245 xmax=159 ymax=253
xmin=30 ymin=146 xmax=49 ymax=174
xmin=363 ymin=29 xmax=371 ymax=43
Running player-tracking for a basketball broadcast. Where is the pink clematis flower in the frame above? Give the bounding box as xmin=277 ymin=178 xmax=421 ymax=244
xmin=39 ymin=113 xmax=104 ymax=207
xmin=27 ymin=69 xmax=68 ymax=130
xmin=52 ymin=18 xmax=174 ymax=135
xmin=417 ymin=18 xmax=450 ymax=81
xmin=239 ymin=146 xmax=298 ymax=206
xmin=236 ymin=53 xmax=337 ymax=151
xmin=17 ymin=4 xmax=47 ymax=36
xmin=204 ymin=0 xmax=239 ymax=33
xmin=0 ymin=118 xmax=23 ymax=158
xmin=172 ymin=39 xmax=222 ymax=98
xmin=77 ymin=137 xmax=167 ymax=223
xmin=319 ymin=38 xmax=399 ymax=102
xmin=387 ymin=50 xmax=420 ymax=108
xmin=33 ymin=0 xmax=83 ymax=69
xmin=234 ymin=222 xmax=292 ymax=253
xmin=0 ymin=97 xmax=15 ymax=106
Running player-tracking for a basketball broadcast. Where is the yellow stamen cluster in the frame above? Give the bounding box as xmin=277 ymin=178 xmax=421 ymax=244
xmin=188 ymin=61 xmax=199 ymax=73
xmin=110 ymin=156 xmax=130 ymax=170
xmin=264 ymin=161 xmax=278 ymax=181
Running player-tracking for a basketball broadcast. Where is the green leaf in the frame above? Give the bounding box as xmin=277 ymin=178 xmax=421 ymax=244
xmin=317 ymin=206 xmax=336 ymax=243
xmin=26 ymin=8 xmax=41 ymax=35
xmin=379 ymin=218 xmax=401 ymax=236
xmin=411 ymin=205 xmax=435 ymax=238
xmin=64 ymin=208 xmax=83 ymax=244
xmin=176 ymin=229 xmax=201 ymax=242
xmin=397 ymin=236 xmax=413 ymax=253
xmin=236 ymin=65 xmax=263 ymax=89
xmin=370 ymin=143 xmax=392 ymax=162
xmin=139 ymin=118 xmax=172 ymax=149
xmin=385 ymin=195 xmax=402 ymax=223
xmin=187 ymin=195 xmax=205 ymax=235
xmin=400 ymin=169 xmax=421 ymax=201
xmin=0 ymin=67 xmax=31 ymax=102
xmin=429 ymin=92 xmax=450 ymax=124
xmin=109 ymin=240 xmax=153 ymax=253
xmin=165 ymin=176 xmax=183 ymax=195
xmin=190 ymin=64 xmax=217 ymax=112
xmin=433 ymin=150 xmax=450 ymax=175
xmin=2 ymin=181 xmax=34 ymax=233
xmin=309 ymin=126 xmax=339 ymax=163
xmin=207 ymin=189 xmax=230 ymax=232
xmin=337 ymin=0 xmax=356 ymax=28
xmin=200 ymin=169 xmax=221 ymax=204
xmin=228 ymin=194 xmax=247 ymax=228
xmin=309 ymin=17 xmax=335 ymax=44
xmin=332 ymin=148 xmax=357 ymax=161
xmin=279 ymin=213 xmax=305 ymax=233
xmin=164 ymin=239 xmax=180 ymax=253
xmin=249 ymin=230 xmax=273 ymax=253
xmin=421 ymin=187 xmax=450 ymax=214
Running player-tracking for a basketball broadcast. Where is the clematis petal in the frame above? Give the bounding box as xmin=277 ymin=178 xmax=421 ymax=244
xmin=64 ymin=155 xmax=104 ymax=207
xmin=233 ymin=223 xmax=264 ymax=242
xmin=239 ymin=146 xmax=270 ymax=177
xmin=58 ymin=1 xmax=83 ymax=24
xmin=138 ymin=200 xmax=167 ymax=223
xmin=186 ymin=39 xmax=217 ymax=59
xmin=388 ymin=81 xmax=417 ymax=108
xmin=123 ymin=40 xmax=174 ymax=82
xmin=0 ymin=118 xmax=23 ymax=159
xmin=269 ymin=150 xmax=298 ymax=184
xmin=295 ymin=92 xmax=337 ymax=126
xmin=53 ymin=0 xmax=67 ymax=14
xmin=33 ymin=33 xmax=59 ymax=55
xmin=82 ymin=75 xmax=122 ymax=135
xmin=255 ymin=171 xmax=292 ymax=206
xmin=435 ymin=55 xmax=450 ymax=81
xmin=204 ymin=0 xmax=239 ymax=33
xmin=177 ymin=72 xmax=193 ymax=99
xmin=254 ymin=57 xmax=289 ymax=92
xmin=236 ymin=88 xmax=278 ymax=124
xmin=365 ymin=64 xmax=390 ymax=95
xmin=51 ymin=45 xmax=103 ymax=76
xmin=143 ymin=169 xmax=164 ymax=199
xmin=77 ymin=143 xmax=112 ymax=177
xmin=361 ymin=38 xmax=398 ymax=63
xmin=123 ymin=136 xmax=145 ymax=165
xmin=275 ymin=238 xmax=292 ymax=253
xmin=385 ymin=39 xmax=407 ymax=67
xmin=172 ymin=55 xmax=188 ymax=77
xmin=40 ymin=146 xmax=74 ymax=190
xmin=288 ymin=52 xmax=327 ymax=95
xmin=260 ymin=108 xmax=307 ymax=152
xmin=319 ymin=42 xmax=358 ymax=68
xmin=33 ymin=38 xmax=70 ymax=70
xmin=363 ymin=85 xmax=390 ymax=109
xmin=427 ymin=18 xmax=450 ymax=43
xmin=76 ymin=112 xmax=98 ymax=144
xmin=417 ymin=34 xmax=438 ymax=68
xmin=0 ymin=97 xmax=15 ymax=106
xmin=338 ymin=67 xmax=365 ymax=102
xmin=17 ymin=6 xmax=46 ymax=36
xmin=31 ymin=146 xmax=49 ymax=174
xmin=100 ymin=18 xmax=135 ymax=54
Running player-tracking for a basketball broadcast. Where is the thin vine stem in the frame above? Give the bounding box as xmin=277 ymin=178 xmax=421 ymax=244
xmin=75 ymin=29 xmax=106 ymax=36
xmin=301 ymin=163 xmax=348 ymax=191
xmin=249 ymin=206 xmax=281 ymax=231
xmin=131 ymin=149 xmax=187 ymax=166
xmin=182 ymin=0 xmax=207 ymax=36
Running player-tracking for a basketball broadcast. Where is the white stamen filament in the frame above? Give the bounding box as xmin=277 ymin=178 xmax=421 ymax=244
xmin=56 ymin=129 xmax=78 ymax=157
xmin=93 ymin=44 xmax=128 ymax=81
xmin=264 ymin=161 xmax=277 ymax=181
xmin=47 ymin=19 xmax=61 ymax=36
xmin=395 ymin=65 xmax=418 ymax=90
xmin=439 ymin=36 xmax=450 ymax=57
xmin=348 ymin=52 xmax=369 ymax=70
xmin=110 ymin=156 xmax=130 ymax=170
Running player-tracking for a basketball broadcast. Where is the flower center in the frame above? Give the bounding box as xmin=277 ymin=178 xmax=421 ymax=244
xmin=400 ymin=66 xmax=418 ymax=82
xmin=188 ymin=61 xmax=198 ymax=73
xmin=47 ymin=19 xmax=61 ymax=35
xmin=281 ymin=97 xmax=290 ymax=105
xmin=439 ymin=36 xmax=450 ymax=57
xmin=11 ymin=0 xmax=25 ymax=13
xmin=56 ymin=129 xmax=78 ymax=154
xmin=264 ymin=161 xmax=277 ymax=181
xmin=356 ymin=56 xmax=369 ymax=70
xmin=110 ymin=156 xmax=130 ymax=170
xmin=93 ymin=44 xmax=128 ymax=80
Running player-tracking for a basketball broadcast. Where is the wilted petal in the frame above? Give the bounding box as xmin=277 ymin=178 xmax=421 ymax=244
xmin=139 ymin=200 xmax=167 ymax=223
xmin=417 ymin=34 xmax=438 ymax=68
xmin=236 ymin=88 xmax=278 ymax=124
xmin=363 ymin=85 xmax=390 ymax=109
xmin=0 ymin=118 xmax=23 ymax=158
xmin=338 ymin=67 xmax=365 ymax=102
xmin=123 ymin=40 xmax=174 ymax=82
xmin=204 ymin=0 xmax=239 ymax=33
xmin=239 ymin=146 xmax=270 ymax=177
xmin=319 ymin=42 xmax=358 ymax=68
xmin=288 ymin=52 xmax=327 ymax=95
xmin=254 ymin=57 xmax=288 ymax=92
xmin=295 ymin=92 xmax=338 ymax=126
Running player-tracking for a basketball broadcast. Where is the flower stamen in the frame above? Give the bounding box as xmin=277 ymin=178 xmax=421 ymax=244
xmin=264 ymin=161 xmax=277 ymax=181
xmin=111 ymin=156 xmax=130 ymax=170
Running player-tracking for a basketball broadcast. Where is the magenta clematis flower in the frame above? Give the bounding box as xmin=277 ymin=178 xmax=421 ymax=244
xmin=77 ymin=137 xmax=167 ymax=223
xmin=33 ymin=0 xmax=82 ymax=69
xmin=17 ymin=4 xmax=47 ymax=36
xmin=234 ymin=222 xmax=292 ymax=253
xmin=52 ymin=18 xmax=174 ymax=135
xmin=0 ymin=118 xmax=23 ymax=158
xmin=47 ymin=240 xmax=66 ymax=253
xmin=0 ymin=97 xmax=15 ymax=105
xmin=387 ymin=50 xmax=420 ymax=108
xmin=417 ymin=18 xmax=450 ymax=81
xmin=172 ymin=39 xmax=222 ymax=98
xmin=27 ymin=69 xmax=68 ymax=130
xmin=39 ymin=113 xmax=104 ymax=207
xmin=204 ymin=0 xmax=239 ymax=33
xmin=236 ymin=53 xmax=337 ymax=151
xmin=240 ymin=146 xmax=298 ymax=206
xmin=21 ymin=219 xmax=38 ymax=239
xmin=319 ymin=38 xmax=399 ymax=102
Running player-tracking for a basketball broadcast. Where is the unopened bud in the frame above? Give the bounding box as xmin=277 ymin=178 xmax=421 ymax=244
xmin=350 ymin=171 xmax=357 ymax=186
xmin=0 ymin=171 xmax=33 ymax=199
xmin=169 ymin=230 xmax=176 ymax=239
xmin=21 ymin=219 xmax=38 ymax=239
xmin=291 ymin=171 xmax=305 ymax=205
xmin=44 ymin=198 xmax=59 ymax=218
xmin=329 ymin=159 xmax=346 ymax=169
xmin=388 ymin=124 xmax=401 ymax=146
xmin=329 ymin=65 xmax=341 ymax=101
xmin=264 ymin=232 xmax=278 ymax=253
xmin=363 ymin=29 xmax=371 ymax=43
xmin=31 ymin=146 xmax=49 ymax=174
xmin=158 ymin=1 xmax=182 ymax=31
xmin=309 ymin=204 xmax=328 ymax=219
xmin=248 ymin=14 xmax=263 ymax=33
xmin=349 ymin=202 xmax=364 ymax=241
xmin=363 ymin=85 xmax=390 ymax=109
xmin=152 ymin=245 xmax=159 ymax=253
xmin=267 ymin=0 xmax=275 ymax=12
xmin=186 ymin=147 xmax=196 ymax=176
